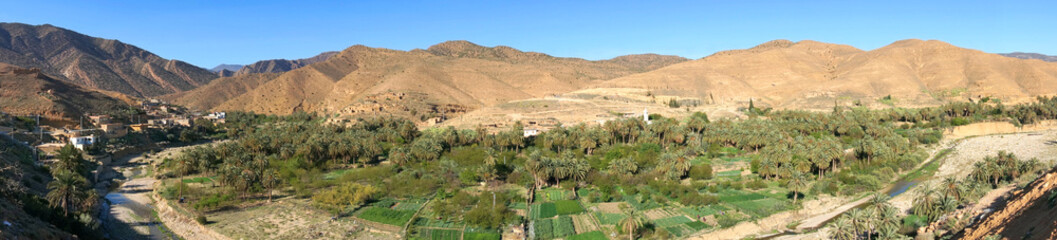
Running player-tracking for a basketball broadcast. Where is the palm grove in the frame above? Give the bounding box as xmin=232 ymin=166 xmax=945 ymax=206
xmin=159 ymin=97 xmax=1057 ymax=238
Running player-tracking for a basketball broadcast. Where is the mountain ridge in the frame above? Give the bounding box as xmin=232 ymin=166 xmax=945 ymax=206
xmin=0 ymin=22 xmax=217 ymax=97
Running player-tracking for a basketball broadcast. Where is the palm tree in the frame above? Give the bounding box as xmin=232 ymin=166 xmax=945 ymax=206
xmin=46 ymin=170 xmax=89 ymax=216
xmin=847 ymin=208 xmax=868 ymax=239
xmin=620 ymin=210 xmax=643 ymax=240
xmin=787 ymin=172 xmax=809 ymax=204
xmin=830 ymin=216 xmax=856 ymax=240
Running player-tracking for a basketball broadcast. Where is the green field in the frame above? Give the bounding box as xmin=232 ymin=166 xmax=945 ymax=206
xmin=357 ymin=207 xmax=416 ymax=226
xmin=464 ymin=232 xmax=501 ymax=240
xmin=531 ymin=202 xmax=558 ymax=219
xmin=536 ymin=218 xmax=554 ymax=239
xmin=566 ymin=230 xmax=608 ymax=240
xmin=554 ymin=200 xmax=584 ymax=215
xmin=595 ymin=212 xmax=625 ymax=225
xmin=653 ymin=215 xmax=693 ymax=227
xmin=428 ymin=229 xmax=460 ymax=240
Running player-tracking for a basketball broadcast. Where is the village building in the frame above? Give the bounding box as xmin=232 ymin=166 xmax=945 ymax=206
xmin=205 ymin=112 xmax=226 ymax=124
xmin=100 ymin=123 xmax=127 ymax=137
xmin=523 ymin=128 xmax=540 ymax=137
xmin=69 ymin=134 xmax=96 ymax=150
xmin=129 ymin=123 xmax=149 ymax=132
xmin=88 ymin=115 xmax=111 ymax=125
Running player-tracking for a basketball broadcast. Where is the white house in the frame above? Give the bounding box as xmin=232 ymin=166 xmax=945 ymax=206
xmin=523 ymin=129 xmax=540 ymax=137
xmin=69 ymin=135 xmax=96 ymax=150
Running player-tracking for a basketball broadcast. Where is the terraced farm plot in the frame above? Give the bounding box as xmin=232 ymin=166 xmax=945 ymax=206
xmin=413 ymin=218 xmax=461 ymax=228
xmin=531 ymin=202 xmax=558 ymax=219
xmin=554 ymin=200 xmax=585 ymax=215
xmin=596 ymin=202 xmax=624 ymax=214
xmin=535 ymin=218 xmax=554 ymax=239
xmin=393 ymin=202 xmax=423 ymax=211
xmin=428 ymin=229 xmax=461 ymax=240
xmin=357 ymin=207 xmax=417 ymax=226
xmin=536 ymin=188 xmax=573 ymax=201
xmin=643 ymin=208 xmax=678 ymax=220
xmin=653 ymin=215 xmax=693 ymax=227
xmin=594 ymin=212 xmax=625 ymax=225
xmin=554 ymin=216 xmax=576 ymax=238
xmin=729 ymin=198 xmax=790 ymax=218
xmin=571 ymin=214 xmax=599 ymax=233
xmin=463 ymin=231 xmax=501 ymax=240
xmin=566 ymin=230 xmax=608 ymax=240
xmin=717 ymin=190 xmax=767 ymax=202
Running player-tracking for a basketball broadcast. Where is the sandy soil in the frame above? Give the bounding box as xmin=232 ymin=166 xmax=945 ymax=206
xmin=890 ymin=129 xmax=1057 ymax=213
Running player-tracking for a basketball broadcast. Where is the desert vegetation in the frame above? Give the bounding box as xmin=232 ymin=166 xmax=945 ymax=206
xmin=150 ymin=97 xmax=1057 ymax=239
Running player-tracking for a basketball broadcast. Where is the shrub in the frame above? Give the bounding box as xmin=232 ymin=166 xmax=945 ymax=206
xmin=689 ymin=163 xmax=713 ymax=180
xmin=312 ymin=183 xmax=378 ymax=212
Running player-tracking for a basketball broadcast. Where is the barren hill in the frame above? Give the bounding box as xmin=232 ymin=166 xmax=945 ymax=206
xmin=172 ymin=41 xmax=689 ymax=118
xmin=0 ymin=63 xmax=133 ymax=125
xmin=594 ymin=39 xmax=1057 ymax=109
xmin=0 ymin=22 xmax=217 ymax=97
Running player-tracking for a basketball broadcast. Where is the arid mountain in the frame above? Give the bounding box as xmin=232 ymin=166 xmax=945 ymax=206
xmin=171 ymin=41 xmax=689 ymax=117
xmin=1000 ymin=52 xmax=1057 ymax=62
xmin=0 ymin=63 xmax=133 ymax=125
xmin=232 ymin=51 xmax=339 ymax=76
xmin=596 ymin=39 xmax=1057 ymax=109
xmin=0 ymin=22 xmax=217 ymax=97
xmin=210 ymin=64 xmax=243 ymax=73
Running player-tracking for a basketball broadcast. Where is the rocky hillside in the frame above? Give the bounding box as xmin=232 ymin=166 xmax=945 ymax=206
xmin=596 ymin=39 xmax=1057 ymax=109
xmin=0 ymin=63 xmax=132 ymax=125
xmin=171 ymin=41 xmax=688 ymax=116
xmin=0 ymin=22 xmax=216 ymax=97
xmin=955 ymin=167 xmax=1057 ymax=239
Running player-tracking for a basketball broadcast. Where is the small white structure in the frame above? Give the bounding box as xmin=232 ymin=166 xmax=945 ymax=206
xmin=523 ymin=129 xmax=540 ymax=137
xmin=643 ymin=108 xmax=652 ymax=125
xmin=69 ymin=135 xmax=96 ymax=150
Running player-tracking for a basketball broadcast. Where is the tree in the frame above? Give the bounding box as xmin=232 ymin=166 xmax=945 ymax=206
xmin=54 ymin=144 xmax=86 ymax=176
xmin=46 ymin=170 xmax=92 ymax=216
xmin=620 ymin=209 xmax=643 ymax=240
xmin=262 ymin=169 xmax=281 ymax=202
xmin=787 ymin=172 xmax=809 ymax=204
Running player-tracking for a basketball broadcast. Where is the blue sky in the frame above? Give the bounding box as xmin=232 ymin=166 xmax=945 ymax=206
xmin=2 ymin=1 xmax=1054 ymax=68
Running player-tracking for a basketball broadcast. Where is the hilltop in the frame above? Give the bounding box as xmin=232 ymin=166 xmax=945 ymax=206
xmin=170 ymin=41 xmax=689 ymax=121
xmin=0 ymin=23 xmax=217 ymax=97
xmin=595 ymin=39 xmax=1057 ymax=110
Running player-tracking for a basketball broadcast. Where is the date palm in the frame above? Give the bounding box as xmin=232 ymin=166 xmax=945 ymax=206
xmin=46 ymin=170 xmax=90 ymax=216
xmin=619 ymin=210 xmax=643 ymax=240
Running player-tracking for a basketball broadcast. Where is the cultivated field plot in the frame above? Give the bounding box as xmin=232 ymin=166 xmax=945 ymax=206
xmin=565 ymin=230 xmax=608 ymax=240
xmin=356 ymin=201 xmax=419 ymax=227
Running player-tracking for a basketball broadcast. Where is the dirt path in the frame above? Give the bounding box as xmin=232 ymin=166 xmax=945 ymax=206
xmin=686 ymin=195 xmax=846 ymax=240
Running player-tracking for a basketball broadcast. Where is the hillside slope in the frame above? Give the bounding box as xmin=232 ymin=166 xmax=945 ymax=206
xmin=173 ymin=41 xmax=689 ymax=116
xmin=596 ymin=39 xmax=1057 ymax=109
xmin=0 ymin=22 xmax=216 ymax=97
xmin=955 ymin=167 xmax=1057 ymax=239
xmin=0 ymin=63 xmax=132 ymax=125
